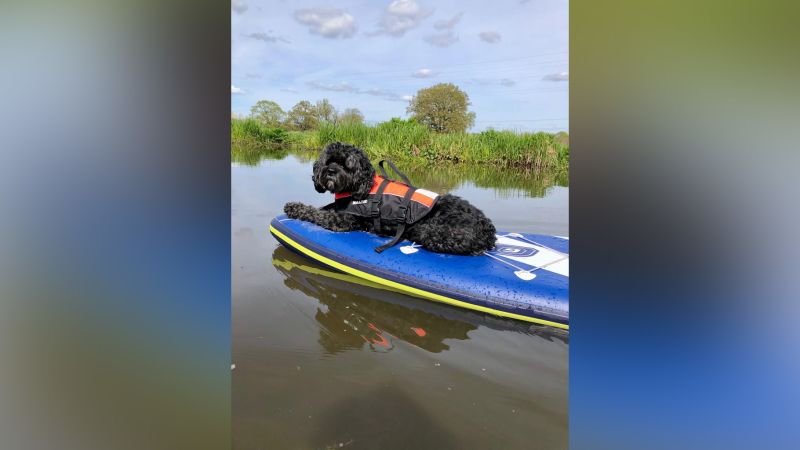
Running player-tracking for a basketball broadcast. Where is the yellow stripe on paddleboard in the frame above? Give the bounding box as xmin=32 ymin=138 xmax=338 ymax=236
xmin=270 ymin=224 xmax=569 ymax=330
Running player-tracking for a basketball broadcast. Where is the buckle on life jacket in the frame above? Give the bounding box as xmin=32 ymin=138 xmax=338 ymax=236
xmin=369 ymin=197 xmax=381 ymax=216
xmin=395 ymin=203 xmax=408 ymax=219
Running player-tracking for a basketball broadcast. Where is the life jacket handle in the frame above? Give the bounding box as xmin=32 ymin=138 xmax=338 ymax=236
xmin=377 ymin=160 xmax=413 ymax=187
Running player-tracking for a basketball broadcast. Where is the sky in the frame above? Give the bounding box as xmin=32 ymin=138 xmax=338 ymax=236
xmin=231 ymin=0 xmax=568 ymax=132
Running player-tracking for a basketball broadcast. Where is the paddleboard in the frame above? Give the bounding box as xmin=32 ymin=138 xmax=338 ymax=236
xmin=270 ymin=214 xmax=569 ymax=330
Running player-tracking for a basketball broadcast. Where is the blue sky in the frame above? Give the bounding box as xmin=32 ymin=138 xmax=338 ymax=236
xmin=231 ymin=0 xmax=568 ymax=132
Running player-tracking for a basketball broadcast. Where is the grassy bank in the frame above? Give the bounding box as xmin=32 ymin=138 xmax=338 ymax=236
xmin=231 ymin=118 xmax=569 ymax=170
xmin=231 ymin=118 xmax=288 ymax=147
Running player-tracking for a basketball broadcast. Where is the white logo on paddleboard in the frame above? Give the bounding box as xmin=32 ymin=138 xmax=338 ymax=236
xmin=488 ymin=235 xmax=569 ymax=278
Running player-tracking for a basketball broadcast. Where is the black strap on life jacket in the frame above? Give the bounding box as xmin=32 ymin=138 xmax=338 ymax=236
xmin=374 ymin=184 xmax=417 ymax=253
xmin=373 ymin=160 xmax=417 ymax=253
xmin=377 ymin=160 xmax=412 ymax=185
xmin=370 ymin=177 xmax=391 ymax=232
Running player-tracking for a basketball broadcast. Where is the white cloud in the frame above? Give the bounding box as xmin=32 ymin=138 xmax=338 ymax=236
xmin=307 ymin=81 xmax=356 ymax=92
xmin=469 ymin=78 xmax=516 ymax=87
xmin=363 ymin=88 xmax=406 ymax=101
xmin=308 ymin=81 xmax=407 ymax=101
xmin=232 ymin=0 xmax=247 ymax=14
xmin=413 ymin=68 xmax=435 ymax=78
xmin=434 ymin=12 xmax=463 ymax=30
xmin=244 ymin=31 xmax=290 ymax=44
xmin=372 ymin=0 xmax=433 ymax=37
xmin=424 ymin=31 xmax=458 ymax=48
xmin=479 ymin=31 xmax=501 ymax=43
xmin=543 ymin=71 xmax=569 ymax=81
xmin=231 ymin=85 xmax=245 ymax=95
xmin=281 ymin=87 xmax=299 ymax=93
xmin=402 ymin=95 xmax=413 ymax=101
xmin=293 ymin=8 xmax=357 ymax=39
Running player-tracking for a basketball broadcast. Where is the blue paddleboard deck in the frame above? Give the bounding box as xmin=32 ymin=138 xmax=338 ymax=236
xmin=269 ymin=215 xmax=569 ymax=330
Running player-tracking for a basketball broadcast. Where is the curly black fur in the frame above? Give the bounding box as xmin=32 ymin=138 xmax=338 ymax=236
xmin=284 ymin=142 xmax=497 ymax=255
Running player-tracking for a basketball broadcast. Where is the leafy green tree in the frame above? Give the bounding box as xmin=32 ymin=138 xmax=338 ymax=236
xmin=315 ymin=98 xmax=338 ymax=124
xmin=406 ymin=83 xmax=476 ymax=133
xmin=339 ymin=108 xmax=364 ymax=124
xmin=250 ymin=100 xmax=285 ymax=127
xmin=285 ymin=100 xmax=319 ymax=130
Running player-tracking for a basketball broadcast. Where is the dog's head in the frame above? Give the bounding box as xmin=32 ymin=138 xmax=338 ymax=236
xmin=312 ymin=142 xmax=375 ymax=200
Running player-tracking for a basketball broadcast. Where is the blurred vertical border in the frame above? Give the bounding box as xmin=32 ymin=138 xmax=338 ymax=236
xmin=571 ymin=0 xmax=799 ymax=449
xmin=0 ymin=0 xmax=230 ymax=448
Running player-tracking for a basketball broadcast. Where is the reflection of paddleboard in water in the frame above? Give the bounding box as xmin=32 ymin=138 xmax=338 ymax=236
xmin=272 ymin=246 xmax=566 ymax=354
xmin=270 ymin=215 xmax=569 ymax=330
xmin=273 ymin=246 xmax=476 ymax=354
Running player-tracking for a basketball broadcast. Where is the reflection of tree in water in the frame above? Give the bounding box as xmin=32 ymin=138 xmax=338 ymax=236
xmin=231 ymin=144 xmax=288 ymax=166
xmin=393 ymin=163 xmax=567 ymax=199
xmin=231 ymin=145 xmax=317 ymax=166
xmin=272 ymin=246 xmax=567 ymax=355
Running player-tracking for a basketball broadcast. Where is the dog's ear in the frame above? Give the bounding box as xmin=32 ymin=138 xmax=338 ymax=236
xmin=312 ymin=159 xmax=326 ymax=193
xmin=348 ymin=148 xmax=376 ymax=200
xmin=344 ymin=151 xmax=360 ymax=170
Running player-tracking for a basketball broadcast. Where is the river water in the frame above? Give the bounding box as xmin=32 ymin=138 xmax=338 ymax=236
xmin=232 ymin=149 xmax=569 ymax=449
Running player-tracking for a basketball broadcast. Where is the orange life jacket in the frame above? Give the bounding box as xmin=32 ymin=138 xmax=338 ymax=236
xmin=325 ymin=160 xmax=440 ymax=253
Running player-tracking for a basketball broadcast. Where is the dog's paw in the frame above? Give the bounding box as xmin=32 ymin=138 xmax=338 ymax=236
xmin=284 ymin=202 xmax=310 ymax=219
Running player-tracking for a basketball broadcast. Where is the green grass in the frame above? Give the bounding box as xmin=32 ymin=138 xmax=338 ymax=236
xmin=309 ymin=120 xmax=567 ymax=170
xmin=231 ymin=118 xmax=288 ymax=146
xmin=232 ymin=117 xmax=569 ymax=171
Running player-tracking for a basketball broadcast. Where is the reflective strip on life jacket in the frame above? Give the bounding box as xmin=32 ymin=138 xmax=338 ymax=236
xmin=335 ymin=175 xmax=438 ymax=208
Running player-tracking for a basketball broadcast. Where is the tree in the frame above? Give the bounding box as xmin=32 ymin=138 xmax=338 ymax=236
xmin=339 ymin=108 xmax=364 ymax=124
xmin=315 ymin=98 xmax=338 ymax=124
xmin=406 ymin=83 xmax=476 ymax=133
xmin=250 ymin=100 xmax=285 ymax=127
xmin=285 ymin=100 xmax=319 ymax=130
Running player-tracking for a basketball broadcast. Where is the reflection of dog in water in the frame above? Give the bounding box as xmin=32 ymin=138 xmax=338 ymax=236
xmin=283 ymin=142 xmax=497 ymax=255
xmin=272 ymin=246 xmax=475 ymax=354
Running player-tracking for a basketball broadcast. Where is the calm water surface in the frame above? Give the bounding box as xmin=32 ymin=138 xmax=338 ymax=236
xmin=232 ymin=150 xmax=569 ymax=449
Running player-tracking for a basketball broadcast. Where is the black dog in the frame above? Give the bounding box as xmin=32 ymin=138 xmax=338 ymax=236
xmin=284 ymin=142 xmax=496 ymax=255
